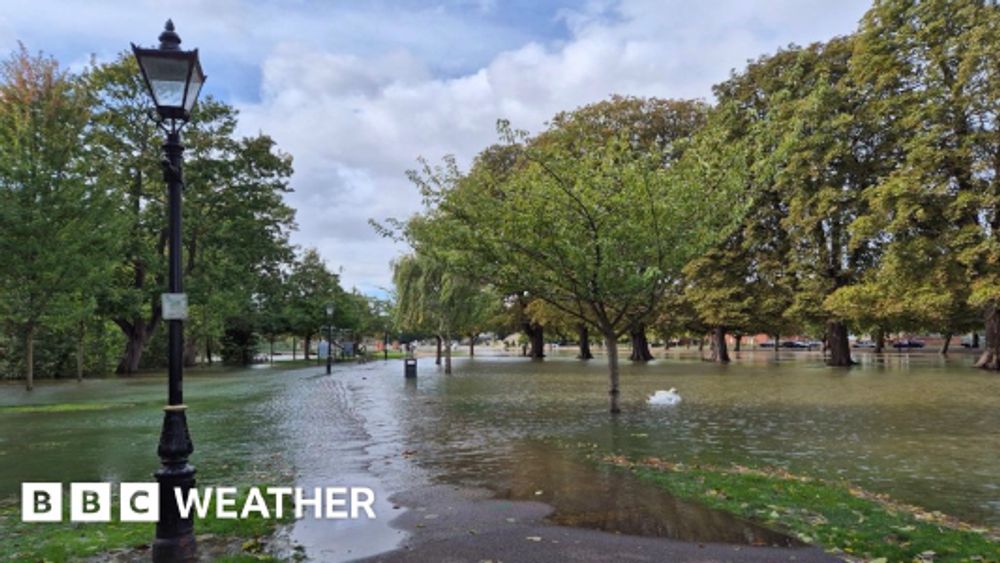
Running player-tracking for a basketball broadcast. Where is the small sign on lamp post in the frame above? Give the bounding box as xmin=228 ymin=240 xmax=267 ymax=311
xmin=161 ymin=293 xmax=189 ymax=321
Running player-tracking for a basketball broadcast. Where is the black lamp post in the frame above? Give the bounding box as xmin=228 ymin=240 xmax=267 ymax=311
xmin=326 ymin=304 xmax=335 ymax=374
xmin=132 ymin=20 xmax=205 ymax=563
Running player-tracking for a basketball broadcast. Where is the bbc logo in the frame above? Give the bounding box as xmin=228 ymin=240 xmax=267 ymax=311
xmin=22 ymin=483 xmax=159 ymax=522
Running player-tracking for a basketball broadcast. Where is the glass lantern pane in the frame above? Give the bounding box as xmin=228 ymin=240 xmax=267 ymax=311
xmin=183 ymin=62 xmax=205 ymax=112
xmin=138 ymin=56 xmax=190 ymax=108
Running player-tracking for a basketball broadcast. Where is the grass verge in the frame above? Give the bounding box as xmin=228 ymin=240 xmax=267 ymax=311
xmin=0 ymin=486 xmax=295 ymax=562
xmin=602 ymin=455 xmax=1000 ymax=562
xmin=0 ymin=403 xmax=130 ymax=414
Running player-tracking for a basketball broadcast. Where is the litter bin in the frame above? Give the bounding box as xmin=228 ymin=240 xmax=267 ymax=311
xmin=404 ymin=358 xmax=417 ymax=378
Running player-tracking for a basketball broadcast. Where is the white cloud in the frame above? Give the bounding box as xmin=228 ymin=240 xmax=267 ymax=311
xmin=236 ymin=0 xmax=870 ymax=293
xmin=2 ymin=0 xmax=872 ymax=293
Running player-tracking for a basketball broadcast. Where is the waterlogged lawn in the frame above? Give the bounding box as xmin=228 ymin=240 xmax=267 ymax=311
xmin=0 ymin=366 xmax=302 ymax=562
xmin=5 ymin=355 xmax=1000 ymax=560
xmin=0 ymin=486 xmax=293 ymax=562
xmin=603 ymin=455 xmax=1000 ymax=562
xmin=0 ymin=402 xmax=131 ymax=414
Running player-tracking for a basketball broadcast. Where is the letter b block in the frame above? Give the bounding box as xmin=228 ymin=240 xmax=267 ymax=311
xmin=70 ymin=483 xmax=111 ymax=522
xmin=22 ymin=483 xmax=62 ymax=522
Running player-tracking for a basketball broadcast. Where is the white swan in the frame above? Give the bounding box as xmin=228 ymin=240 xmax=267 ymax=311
xmin=648 ymin=388 xmax=682 ymax=406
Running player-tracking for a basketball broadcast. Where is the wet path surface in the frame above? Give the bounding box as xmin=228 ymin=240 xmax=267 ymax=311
xmin=499 ymin=441 xmax=796 ymax=546
xmin=358 ymin=484 xmax=834 ymax=563
xmin=2 ymin=350 xmax=999 ymax=560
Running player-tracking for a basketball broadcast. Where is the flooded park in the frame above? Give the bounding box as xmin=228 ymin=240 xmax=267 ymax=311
xmin=6 ymin=0 xmax=1000 ymax=560
xmin=2 ymin=349 xmax=998 ymax=559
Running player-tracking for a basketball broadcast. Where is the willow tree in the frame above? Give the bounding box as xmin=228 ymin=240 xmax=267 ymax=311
xmin=423 ymin=98 xmax=744 ymax=413
xmin=392 ymin=252 xmax=493 ymax=374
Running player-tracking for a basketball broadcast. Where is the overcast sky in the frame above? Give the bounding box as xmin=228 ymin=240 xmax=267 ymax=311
xmin=2 ymin=0 xmax=871 ymax=295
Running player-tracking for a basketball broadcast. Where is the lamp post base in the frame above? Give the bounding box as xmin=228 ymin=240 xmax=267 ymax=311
xmin=152 ymin=534 xmax=197 ymax=563
xmin=153 ymin=406 xmax=196 ymax=563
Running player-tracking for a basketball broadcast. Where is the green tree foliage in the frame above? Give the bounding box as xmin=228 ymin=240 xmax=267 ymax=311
xmin=0 ymin=49 xmax=335 ymax=381
xmin=85 ymin=54 xmax=296 ymax=372
xmin=850 ymin=0 xmax=1000 ymax=368
xmin=0 ymin=47 xmax=116 ymax=390
xmin=399 ymin=97 xmax=745 ymax=412
xmin=392 ymin=252 xmax=496 ymax=373
xmin=284 ymin=248 xmax=345 ymax=360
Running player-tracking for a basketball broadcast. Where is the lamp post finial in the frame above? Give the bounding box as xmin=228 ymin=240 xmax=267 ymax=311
xmin=159 ymin=19 xmax=181 ymax=50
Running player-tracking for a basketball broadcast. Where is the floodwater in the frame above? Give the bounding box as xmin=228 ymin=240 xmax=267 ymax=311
xmin=1 ymin=349 xmax=999 ymax=558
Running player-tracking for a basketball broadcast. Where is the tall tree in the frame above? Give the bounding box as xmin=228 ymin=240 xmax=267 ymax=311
xmin=724 ymin=38 xmax=893 ymax=366
xmin=86 ymin=54 xmax=295 ymax=372
xmin=0 ymin=47 xmax=111 ymax=390
xmin=413 ymin=98 xmax=744 ymax=412
xmin=392 ymin=252 xmax=489 ymax=374
xmin=851 ymin=0 xmax=1000 ymax=369
xmin=285 ymin=248 xmax=344 ymax=361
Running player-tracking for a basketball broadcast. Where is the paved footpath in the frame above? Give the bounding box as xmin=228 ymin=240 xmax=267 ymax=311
xmin=359 ymin=485 xmax=839 ymax=563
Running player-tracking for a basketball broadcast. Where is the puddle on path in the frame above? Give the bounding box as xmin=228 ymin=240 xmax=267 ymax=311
xmin=497 ymin=441 xmax=799 ymax=546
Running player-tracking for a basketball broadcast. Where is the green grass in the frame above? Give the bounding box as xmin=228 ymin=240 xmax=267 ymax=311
xmin=0 ymin=486 xmax=293 ymax=562
xmin=603 ymin=455 xmax=1000 ymax=562
xmin=0 ymin=403 xmax=131 ymax=414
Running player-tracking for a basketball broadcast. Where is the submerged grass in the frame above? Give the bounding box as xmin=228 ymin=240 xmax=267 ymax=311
xmin=0 ymin=402 xmax=132 ymax=414
xmin=602 ymin=455 xmax=1000 ymax=562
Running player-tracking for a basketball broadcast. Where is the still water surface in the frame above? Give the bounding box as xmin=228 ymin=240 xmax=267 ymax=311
xmin=1 ymin=350 xmax=998 ymax=549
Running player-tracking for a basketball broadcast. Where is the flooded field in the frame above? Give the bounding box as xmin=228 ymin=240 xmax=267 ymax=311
xmin=1 ymin=349 xmax=998 ymax=558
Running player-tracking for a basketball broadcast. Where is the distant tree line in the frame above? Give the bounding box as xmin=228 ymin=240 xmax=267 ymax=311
xmin=0 ymin=48 xmax=387 ymax=389
xmin=381 ymin=0 xmax=1000 ymax=413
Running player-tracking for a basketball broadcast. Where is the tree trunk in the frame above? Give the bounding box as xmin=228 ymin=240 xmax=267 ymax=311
xmin=604 ymin=330 xmax=621 ymax=414
xmin=270 ymin=337 xmax=275 ymax=364
xmin=183 ymin=338 xmax=199 ymax=367
xmin=577 ymin=323 xmax=594 ymax=360
xmin=469 ymin=333 xmax=475 ymax=357
xmin=733 ymin=333 xmax=742 ymax=352
xmin=874 ymin=328 xmax=885 ymax=353
xmin=292 ymin=337 xmax=297 ymax=360
xmin=25 ymin=326 xmax=35 ymax=391
xmin=114 ymin=303 xmax=162 ymax=375
xmin=773 ymin=334 xmax=780 ymax=357
xmin=444 ymin=333 xmax=453 ymax=374
xmin=304 ymin=335 xmax=312 ymax=361
xmin=940 ymin=332 xmax=952 ymax=355
xmin=826 ymin=321 xmax=854 ymax=366
xmin=435 ymin=335 xmax=442 ymax=365
xmin=628 ymin=325 xmax=653 ymax=362
xmin=76 ymin=321 xmax=85 ymax=382
xmin=206 ymin=338 xmax=213 ymax=366
xmin=116 ymin=321 xmax=150 ymax=375
xmin=974 ymin=306 xmax=999 ymax=370
xmin=527 ymin=323 xmax=545 ymax=358
xmin=973 ymin=331 xmax=980 ymax=349
xmin=709 ymin=326 xmax=730 ymax=363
